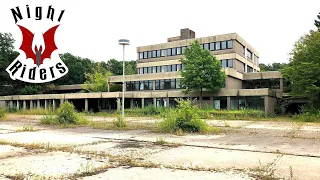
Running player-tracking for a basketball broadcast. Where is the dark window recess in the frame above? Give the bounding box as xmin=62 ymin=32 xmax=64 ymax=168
xmin=202 ymin=97 xmax=211 ymax=101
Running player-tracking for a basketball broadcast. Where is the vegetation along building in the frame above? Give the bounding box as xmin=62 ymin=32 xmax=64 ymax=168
xmin=0 ymin=28 xmax=283 ymax=114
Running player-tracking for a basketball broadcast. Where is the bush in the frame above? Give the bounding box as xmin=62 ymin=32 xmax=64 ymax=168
xmin=159 ymin=99 xmax=210 ymax=133
xmin=40 ymin=102 xmax=88 ymax=125
xmin=0 ymin=108 xmax=7 ymax=120
xmin=113 ymin=114 xmax=126 ymax=128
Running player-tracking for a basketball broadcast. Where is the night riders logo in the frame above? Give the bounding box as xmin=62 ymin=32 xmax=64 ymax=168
xmin=6 ymin=5 xmax=69 ymax=83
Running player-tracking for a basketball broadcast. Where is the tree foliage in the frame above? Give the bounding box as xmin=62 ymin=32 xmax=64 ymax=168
xmin=283 ymin=31 xmax=320 ymax=109
xmin=315 ymin=12 xmax=320 ymax=30
xmin=259 ymin=62 xmax=288 ymax=72
xmin=83 ymin=63 xmax=112 ymax=92
xmin=180 ymin=40 xmax=226 ymax=107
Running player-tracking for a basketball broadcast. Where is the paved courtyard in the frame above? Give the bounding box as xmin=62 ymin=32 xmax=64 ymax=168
xmin=0 ymin=115 xmax=320 ymax=179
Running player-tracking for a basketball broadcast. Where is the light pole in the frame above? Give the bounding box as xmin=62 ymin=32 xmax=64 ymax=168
xmin=118 ymin=39 xmax=129 ymax=120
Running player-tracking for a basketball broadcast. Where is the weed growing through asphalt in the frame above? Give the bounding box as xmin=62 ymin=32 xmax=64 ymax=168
xmin=154 ymin=137 xmax=166 ymax=145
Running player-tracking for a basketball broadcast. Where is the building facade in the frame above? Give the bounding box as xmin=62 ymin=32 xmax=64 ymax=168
xmin=0 ymin=28 xmax=283 ymax=115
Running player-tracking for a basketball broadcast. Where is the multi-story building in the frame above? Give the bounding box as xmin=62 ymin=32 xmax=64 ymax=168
xmin=0 ymin=28 xmax=283 ymax=115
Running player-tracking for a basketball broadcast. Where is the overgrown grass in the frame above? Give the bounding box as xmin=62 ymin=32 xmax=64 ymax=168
xmin=0 ymin=108 xmax=7 ymax=120
xmin=40 ymin=102 xmax=89 ymax=125
xmin=198 ymin=109 xmax=267 ymax=120
xmin=113 ymin=114 xmax=127 ymax=128
xmin=158 ymin=99 xmax=212 ymax=134
xmin=293 ymin=111 xmax=320 ymax=122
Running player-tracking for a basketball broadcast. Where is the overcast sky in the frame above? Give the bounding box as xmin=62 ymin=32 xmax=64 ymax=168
xmin=1 ymin=0 xmax=320 ymax=65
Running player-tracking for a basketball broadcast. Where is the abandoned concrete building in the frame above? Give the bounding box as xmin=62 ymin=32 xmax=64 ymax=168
xmin=0 ymin=28 xmax=283 ymax=114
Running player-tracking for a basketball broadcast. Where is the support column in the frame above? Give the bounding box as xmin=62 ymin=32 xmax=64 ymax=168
xmin=16 ymin=101 xmax=19 ymax=110
xmin=107 ymin=83 xmax=110 ymax=92
xmin=9 ymin=101 xmax=13 ymax=109
xmin=130 ymin=99 xmax=134 ymax=109
xmin=85 ymin=98 xmax=88 ymax=112
xmin=166 ymin=98 xmax=170 ymax=108
xmin=153 ymin=98 xmax=156 ymax=108
xmin=60 ymin=99 xmax=64 ymax=106
xmin=30 ymin=100 xmax=33 ymax=109
xmin=210 ymin=97 xmax=214 ymax=108
xmin=142 ymin=98 xmax=145 ymax=109
xmin=23 ymin=100 xmax=26 ymax=109
xmin=264 ymin=96 xmax=269 ymax=117
xmin=280 ymin=78 xmax=284 ymax=92
xmin=153 ymin=81 xmax=156 ymax=90
xmin=45 ymin=100 xmax=48 ymax=109
xmin=52 ymin=100 xmax=56 ymax=109
xmin=227 ymin=96 xmax=231 ymax=110
xmin=117 ymin=98 xmax=120 ymax=111
xmin=37 ymin=100 xmax=40 ymax=109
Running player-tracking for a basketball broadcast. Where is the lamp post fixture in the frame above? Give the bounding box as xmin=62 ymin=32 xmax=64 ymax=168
xmin=118 ymin=39 xmax=130 ymax=120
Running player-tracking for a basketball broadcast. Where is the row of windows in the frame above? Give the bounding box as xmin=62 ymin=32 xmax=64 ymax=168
xmin=139 ymin=40 xmax=233 ymax=60
xmin=138 ymin=64 xmax=185 ymax=74
xmin=221 ymin=59 xmax=233 ymax=68
xmin=126 ymin=79 xmax=181 ymax=91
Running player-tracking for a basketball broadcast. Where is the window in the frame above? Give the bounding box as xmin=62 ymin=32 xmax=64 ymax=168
xmin=227 ymin=40 xmax=233 ymax=49
xmin=139 ymin=81 xmax=144 ymax=90
xmin=143 ymin=81 xmax=149 ymax=90
xmin=176 ymin=79 xmax=180 ymax=89
xmin=143 ymin=52 xmax=148 ymax=59
xmin=152 ymin=66 xmax=156 ymax=73
xmin=247 ymin=65 xmax=253 ymax=73
xmin=139 ymin=68 xmax=143 ymax=74
xmin=172 ymin=48 xmax=176 ymax=56
xmin=204 ymin=43 xmax=209 ymax=50
xmin=152 ymin=50 xmax=156 ymax=58
xmin=209 ymin=42 xmax=215 ymax=51
xmin=176 ymin=47 xmax=181 ymax=55
xmin=167 ymin=65 xmax=172 ymax=72
xmin=164 ymin=79 xmax=171 ymax=89
xmin=148 ymin=51 xmax=152 ymax=58
xmin=167 ymin=48 xmax=171 ymax=56
xmin=221 ymin=41 xmax=227 ymax=49
xmin=172 ymin=64 xmax=177 ymax=71
xmin=216 ymin=42 xmax=221 ymax=50
xmin=160 ymin=80 xmax=164 ymax=89
xmin=161 ymin=49 xmax=166 ymax=57
xmin=148 ymin=67 xmax=152 ymax=73
xmin=157 ymin=50 xmax=161 ymax=57
xmin=221 ymin=59 xmax=233 ymax=68
xmin=247 ymin=49 xmax=252 ymax=60
xmin=139 ymin=52 xmax=143 ymax=59
xmin=157 ymin=66 xmax=161 ymax=73
xmin=182 ymin=46 xmax=187 ymax=54
xmin=143 ymin=67 xmax=148 ymax=74
xmin=149 ymin=80 xmax=153 ymax=90
xmin=170 ymin=79 xmax=176 ymax=89
xmin=200 ymin=44 xmax=204 ymax=49
xmin=202 ymin=97 xmax=210 ymax=101
xmin=161 ymin=65 xmax=166 ymax=72
xmin=134 ymin=81 xmax=139 ymax=90
xmin=177 ymin=64 xmax=182 ymax=71
xmin=155 ymin=80 xmax=160 ymax=90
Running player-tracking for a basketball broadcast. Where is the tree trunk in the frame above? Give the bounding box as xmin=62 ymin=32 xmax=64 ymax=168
xmin=200 ymin=89 xmax=203 ymax=109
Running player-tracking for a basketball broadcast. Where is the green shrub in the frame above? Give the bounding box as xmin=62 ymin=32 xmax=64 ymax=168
xmin=159 ymin=99 xmax=210 ymax=133
xmin=40 ymin=102 xmax=88 ymax=125
xmin=294 ymin=111 xmax=320 ymax=122
xmin=113 ymin=114 xmax=126 ymax=128
xmin=0 ymin=108 xmax=7 ymax=120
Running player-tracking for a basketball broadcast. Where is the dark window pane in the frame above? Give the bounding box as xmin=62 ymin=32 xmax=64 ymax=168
xmin=176 ymin=47 xmax=181 ymax=55
xmin=216 ymin=42 xmax=221 ymax=50
xmin=139 ymin=52 xmax=143 ymax=59
xmin=143 ymin=52 xmax=148 ymax=59
xmin=170 ymin=79 xmax=175 ymax=89
xmin=164 ymin=79 xmax=171 ymax=89
xmin=157 ymin=50 xmax=161 ymax=57
xmin=221 ymin=41 xmax=227 ymax=49
xmin=155 ymin=80 xmax=160 ymax=90
xmin=135 ymin=81 xmax=139 ymax=90
xmin=161 ymin=49 xmax=166 ymax=57
xmin=148 ymin=51 xmax=152 ymax=58
xmin=160 ymin=80 xmax=164 ymax=89
xmin=157 ymin=66 xmax=161 ymax=73
xmin=172 ymin=64 xmax=177 ymax=71
xmin=204 ymin=43 xmax=209 ymax=50
xmin=167 ymin=48 xmax=171 ymax=56
xmin=149 ymin=81 xmax=153 ymax=90
xmin=144 ymin=81 xmax=149 ymax=90
xmin=227 ymin=40 xmax=233 ymax=49
xmin=152 ymin=50 xmax=156 ymax=58
xmin=209 ymin=43 xmax=215 ymax=50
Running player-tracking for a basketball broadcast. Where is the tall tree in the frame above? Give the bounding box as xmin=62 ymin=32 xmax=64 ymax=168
xmin=83 ymin=63 xmax=112 ymax=92
xmin=283 ymin=31 xmax=320 ymax=109
xmin=315 ymin=12 xmax=320 ymax=30
xmin=180 ymin=40 xmax=226 ymax=108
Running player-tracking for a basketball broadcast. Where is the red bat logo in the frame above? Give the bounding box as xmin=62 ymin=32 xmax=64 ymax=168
xmin=17 ymin=25 xmax=59 ymax=66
